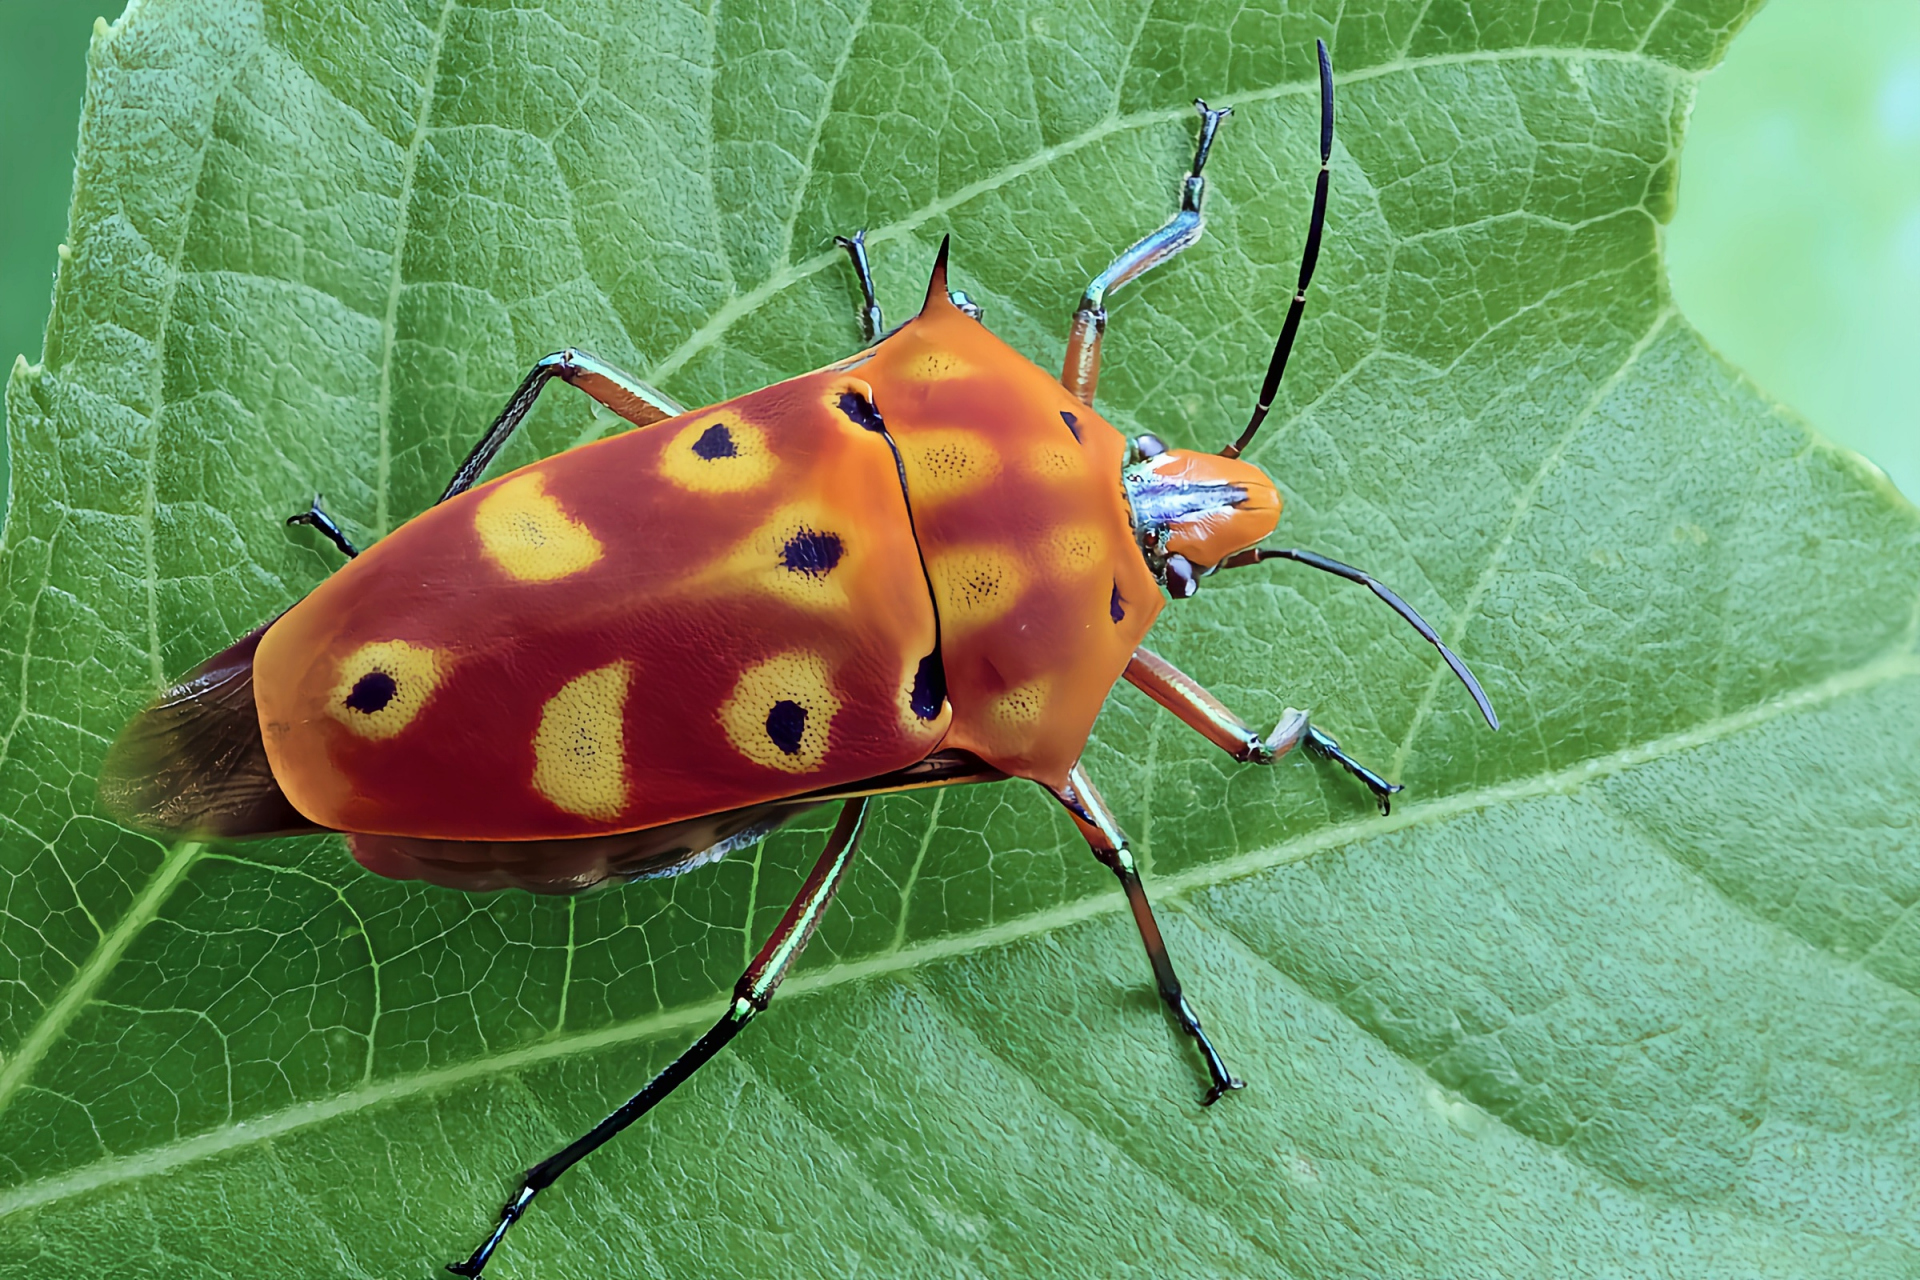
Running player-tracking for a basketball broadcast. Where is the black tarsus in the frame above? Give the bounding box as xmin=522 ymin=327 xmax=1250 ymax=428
xmin=1222 ymin=38 xmax=1333 ymax=460
xmin=286 ymin=495 xmax=360 ymax=559
xmin=834 ymin=229 xmax=885 ymax=342
xmin=1303 ymin=725 xmax=1402 ymax=815
xmin=1187 ymin=98 xmax=1231 ymax=187
xmin=1218 ymin=546 xmax=1499 ymax=730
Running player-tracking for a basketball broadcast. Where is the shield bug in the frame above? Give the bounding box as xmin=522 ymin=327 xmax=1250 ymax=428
xmin=100 ymin=41 xmax=1495 ymax=1276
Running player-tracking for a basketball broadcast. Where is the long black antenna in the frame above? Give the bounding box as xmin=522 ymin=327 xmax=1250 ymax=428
xmin=1222 ymin=38 xmax=1333 ymax=460
xmin=1219 ymin=546 xmax=1500 ymax=730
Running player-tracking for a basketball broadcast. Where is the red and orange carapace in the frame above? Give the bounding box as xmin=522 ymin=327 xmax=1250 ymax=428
xmin=100 ymin=43 xmax=1494 ymax=1278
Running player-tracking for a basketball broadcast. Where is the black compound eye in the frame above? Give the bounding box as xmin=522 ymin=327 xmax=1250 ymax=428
xmin=1165 ymin=554 xmax=1199 ymax=599
xmin=780 ymin=528 xmax=843 ymax=577
xmin=1135 ymin=433 xmax=1168 ymax=458
xmin=692 ymin=423 xmax=737 ymax=459
xmin=345 ymin=670 xmax=397 ymax=714
xmin=765 ymin=700 xmax=808 ymax=754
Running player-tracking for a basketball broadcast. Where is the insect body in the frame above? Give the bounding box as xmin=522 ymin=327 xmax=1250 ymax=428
xmin=101 ymin=43 xmax=1494 ymax=1276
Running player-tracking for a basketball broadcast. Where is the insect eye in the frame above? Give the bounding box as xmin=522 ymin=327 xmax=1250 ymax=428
xmin=1164 ymin=553 xmax=1199 ymax=599
xmin=1135 ymin=434 xmax=1168 ymax=459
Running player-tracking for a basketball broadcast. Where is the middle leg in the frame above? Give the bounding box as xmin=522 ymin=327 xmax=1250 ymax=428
xmin=1124 ymin=646 xmax=1402 ymax=813
xmin=1047 ymin=763 xmax=1243 ymax=1105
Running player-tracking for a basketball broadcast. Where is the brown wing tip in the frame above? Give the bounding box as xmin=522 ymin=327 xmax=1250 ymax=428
xmin=97 ymin=624 xmax=322 ymax=840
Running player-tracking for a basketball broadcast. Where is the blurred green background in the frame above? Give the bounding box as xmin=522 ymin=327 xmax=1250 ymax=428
xmin=1 ymin=0 xmax=1915 ymax=515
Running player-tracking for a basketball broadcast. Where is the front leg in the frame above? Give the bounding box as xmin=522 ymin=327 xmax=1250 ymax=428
xmin=1046 ymin=764 xmax=1243 ymax=1105
xmin=1124 ymin=647 xmax=1402 ymax=814
xmin=1061 ymin=100 xmax=1231 ymax=405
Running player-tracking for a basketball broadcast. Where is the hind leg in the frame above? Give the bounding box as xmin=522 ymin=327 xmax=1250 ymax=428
xmin=287 ymin=350 xmax=687 ymax=558
xmin=450 ymin=799 xmax=870 ymax=1277
xmin=438 ymin=349 xmax=685 ymax=501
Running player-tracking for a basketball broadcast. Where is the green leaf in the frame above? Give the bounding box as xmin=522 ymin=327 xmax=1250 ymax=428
xmin=4 ymin=0 xmax=1918 ymax=1275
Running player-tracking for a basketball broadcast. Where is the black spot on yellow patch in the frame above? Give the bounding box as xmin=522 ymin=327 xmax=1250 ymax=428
xmin=838 ymin=390 xmax=885 ymax=432
xmin=345 ymin=671 xmax=397 ymax=714
xmin=1109 ymin=583 xmax=1126 ymax=624
xmin=910 ymin=653 xmax=945 ymax=721
xmin=780 ymin=528 xmax=843 ymax=577
xmin=1061 ymin=410 xmax=1082 ymax=442
xmin=765 ymin=700 xmax=808 ymax=754
xmin=692 ymin=423 xmax=736 ymax=459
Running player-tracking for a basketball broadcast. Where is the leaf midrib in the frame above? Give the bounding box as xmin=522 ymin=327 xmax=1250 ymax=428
xmin=3 ymin=640 xmax=1911 ymax=1220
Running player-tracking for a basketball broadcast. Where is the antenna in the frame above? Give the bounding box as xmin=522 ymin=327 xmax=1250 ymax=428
xmin=1221 ymin=38 xmax=1333 ymax=460
xmin=1219 ymin=546 xmax=1500 ymax=730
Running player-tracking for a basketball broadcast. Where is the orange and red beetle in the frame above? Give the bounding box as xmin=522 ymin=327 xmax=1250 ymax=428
xmin=101 ymin=43 xmax=1494 ymax=1276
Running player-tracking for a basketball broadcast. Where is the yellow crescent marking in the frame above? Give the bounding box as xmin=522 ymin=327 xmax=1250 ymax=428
xmin=927 ymin=546 xmax=1024 ymax=631
xmin=660 ymin=410 xmax=775 ymax=493
xmin=719 ymin=651 xmax=840 ymax=774
xmin=532 ymin=661 xmax=632 ymax=820
xmin=473 ymin=472 xmax=604 ymax=582
xmin=899 ymin=428 xmax=1001 ymax=500
xmin=329 ymin=640 xmax=445 ymax=741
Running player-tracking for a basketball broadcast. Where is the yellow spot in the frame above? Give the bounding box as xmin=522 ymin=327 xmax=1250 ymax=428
xmin=532 ymin=662 xmax=631 ymax=819
xmin=1042 ymin=523 xmax=1105 ymax=577
xmin=906 ymin=349 xmax=970 ymax=381
xmin=988 ymin=678 xmax=1051 ymax=732
xmin=1028 ymin=442 xmax=1081 ymax=479
xmin=660 ymin=410 xmax=775 ymax=493
xmin=899 ymin=428 xmax=1000 ymax=500
xmin=719 ymin=651 xmax=840 ymax=774
xmin=928 ymin=547 xmax=1024 ymax=630
xmin=474 ymin=472 xmax=604 ymax=582
xmin=329 ymin=640 xmax=445 ymax=741
xmin=698 ymin=502 xmax=852 ymax=611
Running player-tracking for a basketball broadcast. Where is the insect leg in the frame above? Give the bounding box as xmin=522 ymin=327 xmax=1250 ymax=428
xmin=834 ymin=229 xmax=885 ymax=342
xmin=440 ymin=350 xmax=687 ymax=502
xmin=1047 ymin=764 xmax=1244 ymax=1106
xmin=1061 ymin=100 xmax=1232 ymax=405
xmin=285 ymin=494 xmax=361 ymax=558
xmin=449 ymin=798 xmax=870 ymax=1279
xmin=1123 ymin=646 xmax=1402 ymax=815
